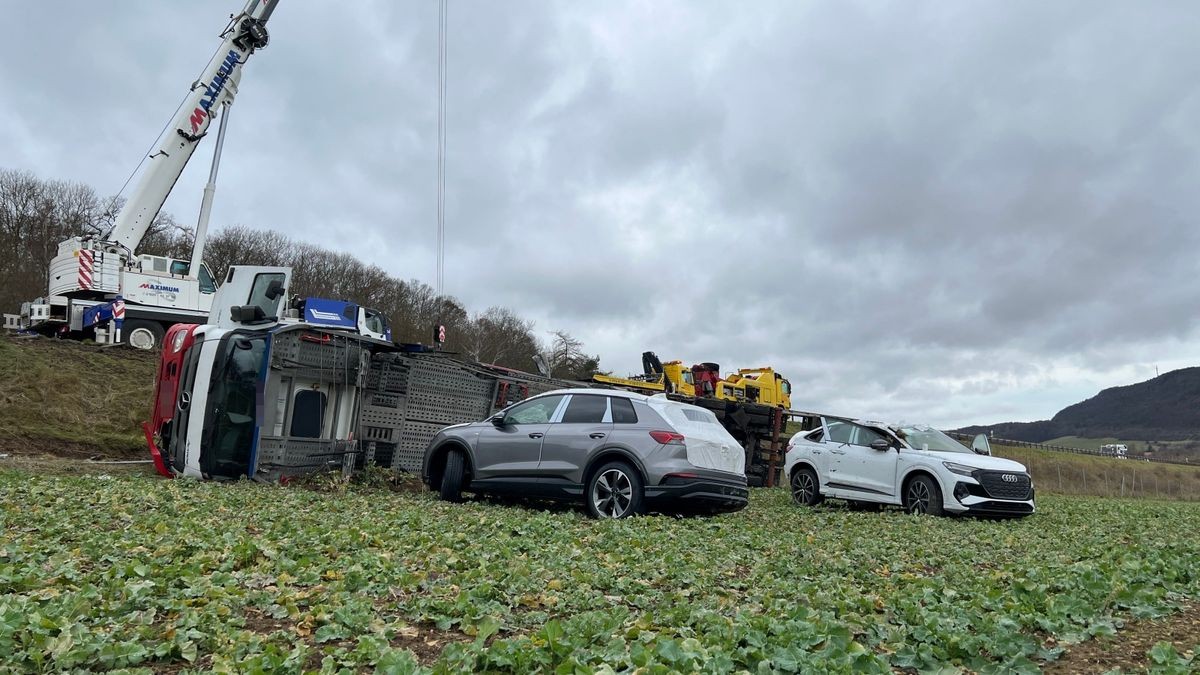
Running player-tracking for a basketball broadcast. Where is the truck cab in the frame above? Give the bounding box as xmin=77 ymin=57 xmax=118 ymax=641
xmin=716 ymin=368 xmax=792 ymax=409
xmin=144 ymin=266 xmax=394 ymax=480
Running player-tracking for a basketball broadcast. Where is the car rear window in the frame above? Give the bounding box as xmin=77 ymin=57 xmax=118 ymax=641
xmin=562 ymin=395 xmax=607 ymax=423
xmin=611 ymin=397 xmax=638 ymax=424
xmin=681 ymin=408 xmax=718 ymax=424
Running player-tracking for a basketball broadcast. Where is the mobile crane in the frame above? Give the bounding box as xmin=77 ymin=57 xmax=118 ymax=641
xmin=7 ymin=0 xmax=277 ymax=349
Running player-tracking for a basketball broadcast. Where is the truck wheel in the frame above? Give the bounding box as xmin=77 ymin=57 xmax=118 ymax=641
xmin=904 ymin=475 xmax=945 ymax=516
xmin=586 ymin=461 xmax=643 ymax=519
xmin=124 ymin=320 xmax=164 ymax=350
xmin=439 ymin=449 xmax=466 ymax=502
xmin=791 ymin=467 xmax=823 ymax=506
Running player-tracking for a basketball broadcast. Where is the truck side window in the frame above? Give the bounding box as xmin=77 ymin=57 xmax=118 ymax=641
xmin=248 ymin=273 xmax=286 ymax=317
xmin=291 ymin=390 xmax=326 ymax=438
xmin=198 ymin=266 xmax=217 ymax=294
xmin=611 ymin=397 xmax=638 ymax=424
xmin=562 ymin=395 xmax=607 ymax=424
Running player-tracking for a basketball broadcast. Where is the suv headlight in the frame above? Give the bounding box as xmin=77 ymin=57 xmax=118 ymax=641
xmin=942 ymin=461 xmax=976 ymax=477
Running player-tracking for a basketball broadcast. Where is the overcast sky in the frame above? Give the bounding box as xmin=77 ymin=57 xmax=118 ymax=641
xmin=3 ymin=1 xmax=1198 ymax=428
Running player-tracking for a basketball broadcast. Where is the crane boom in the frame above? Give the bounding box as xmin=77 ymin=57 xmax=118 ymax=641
xmin=105 ymin=0 xmax=277 ymax=254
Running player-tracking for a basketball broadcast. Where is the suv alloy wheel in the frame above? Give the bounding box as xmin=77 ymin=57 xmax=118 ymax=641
xmin=586 ymin=461 xmax=643 ymax=518
xmin=791 ymin=467 xmax=823 ymax=506
xmin=904 ymin=474 xmax=944 ymax=516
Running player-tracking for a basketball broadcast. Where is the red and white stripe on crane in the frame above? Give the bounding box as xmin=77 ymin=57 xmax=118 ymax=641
xmin=78 ymin=250 xmax=95 ymax=290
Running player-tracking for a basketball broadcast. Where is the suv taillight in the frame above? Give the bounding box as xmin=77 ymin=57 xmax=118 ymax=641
xmin=650 ymin=430 xmax=685 ymax=445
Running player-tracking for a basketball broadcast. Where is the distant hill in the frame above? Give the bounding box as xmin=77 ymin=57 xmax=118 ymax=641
xmin=957 ymin=366 xmax=1200 ymax=443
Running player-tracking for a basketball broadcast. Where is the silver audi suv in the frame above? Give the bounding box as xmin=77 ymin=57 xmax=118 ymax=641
xmin=422 ymin=389 xmax=749 ymax=518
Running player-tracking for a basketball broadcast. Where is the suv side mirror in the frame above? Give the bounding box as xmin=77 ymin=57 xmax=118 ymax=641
xmin=490 ymin=414 xmax=506 ymax=427
xmin=869 ymin=439 xmax=891 ymax=452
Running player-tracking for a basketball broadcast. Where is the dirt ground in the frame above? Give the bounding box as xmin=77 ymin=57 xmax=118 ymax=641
xmin=1044 ymin=604 xmax=1199 ymax=673
xmin=0 ymin=450 xmax=156 ymax=476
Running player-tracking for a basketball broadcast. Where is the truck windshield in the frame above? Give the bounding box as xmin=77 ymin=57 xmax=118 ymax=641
xmin=362 ymin=308 xmax=388 ymax=335
xmin=202 ymin=334 xmax=267 ymax=478
xmin=898 ymin=426 xmax=971 ymax=454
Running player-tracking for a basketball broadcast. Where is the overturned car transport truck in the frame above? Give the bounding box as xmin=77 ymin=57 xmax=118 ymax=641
xmin=144 ymin=266 xmax=580 ymax=481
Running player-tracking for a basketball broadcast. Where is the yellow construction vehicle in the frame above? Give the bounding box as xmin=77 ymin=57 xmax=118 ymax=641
xmin=592 ymin=354 xmax=791 ymax=408
xmin=592 ymin=353 xmax=697 ymax=396
xmin=715 ymin=368 xmax=792 ymax=409
xmin=592 ymin=353 xmax=801 ymax=486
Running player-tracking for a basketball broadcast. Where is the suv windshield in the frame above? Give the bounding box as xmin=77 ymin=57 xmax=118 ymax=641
xmin=898 ymin=425 xmax=971 ymax=454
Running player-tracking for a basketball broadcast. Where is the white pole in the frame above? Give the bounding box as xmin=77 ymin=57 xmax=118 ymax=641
xmin=189 ymin=102 xmax=232 ymax=278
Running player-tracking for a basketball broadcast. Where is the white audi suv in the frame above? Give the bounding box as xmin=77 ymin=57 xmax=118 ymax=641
xmin=784 ymin=418 xmax=1034 ymax=517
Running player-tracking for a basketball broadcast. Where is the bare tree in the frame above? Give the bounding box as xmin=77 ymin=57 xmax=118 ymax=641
xmin=2 ymin=171 xmax=589 ymax=382
xmin=542 ymin=330 xmax=602 ymax=381
xmin=462 ymin=306 xmax=540 ymax=367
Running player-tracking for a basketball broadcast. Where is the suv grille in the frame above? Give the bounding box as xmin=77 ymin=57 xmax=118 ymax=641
xmin=978 ymin=471 xmax=1032 ymax=500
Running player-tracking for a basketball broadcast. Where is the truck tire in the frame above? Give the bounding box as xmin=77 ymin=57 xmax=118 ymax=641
xmin=439 ymin=449 xmax=466 ymax=502
xmin=124 ymin=320 xmax=165 ymax=350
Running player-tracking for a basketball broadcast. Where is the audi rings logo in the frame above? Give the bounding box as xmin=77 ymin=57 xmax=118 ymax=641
xmin=1002 ymin=474 xmax=1018 ymax=483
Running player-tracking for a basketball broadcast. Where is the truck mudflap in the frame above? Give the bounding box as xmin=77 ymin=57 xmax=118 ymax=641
xmin=143 ymin=421 xmax=173 ymax=478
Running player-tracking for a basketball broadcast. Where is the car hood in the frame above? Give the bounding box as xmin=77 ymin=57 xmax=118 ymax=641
xmin=913 ymin=451 xmax=1028 ymax=473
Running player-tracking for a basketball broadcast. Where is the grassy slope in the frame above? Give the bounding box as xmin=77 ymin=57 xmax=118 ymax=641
xmin=994 ymin=443 xmax=1200 ymax=500
xmin=1045 ymin=435 xmax=1144 ymax=451
xmin=1 ymin=471 xmax=1198 ymax=672
xmin=0 ymin=336 xmax=156 ymax=455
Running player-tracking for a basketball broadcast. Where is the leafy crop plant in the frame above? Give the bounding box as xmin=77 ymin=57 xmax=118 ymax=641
xmin=0 ymin=471 xmax=1197 ymax=672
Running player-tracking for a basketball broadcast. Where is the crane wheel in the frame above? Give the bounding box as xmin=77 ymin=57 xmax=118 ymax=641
xmin=124 ymin=320 xmax=165 ymax=350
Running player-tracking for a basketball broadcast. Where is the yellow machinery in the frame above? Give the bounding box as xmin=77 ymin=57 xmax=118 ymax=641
xmin=592 ymin=352 xmax=799 ymax=487
xmin=592 ymin=353 xmax=791 ymax=409
xmin=716 ymin=368 xmax=792 ymax=409
xmin=591 ymin=360 xmax=696 ymax=396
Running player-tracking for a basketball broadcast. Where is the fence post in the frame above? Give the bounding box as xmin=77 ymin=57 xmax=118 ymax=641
xmin=1121 ymin=474 xmax=1125 ymax=498
xmin=1057 ymin=464 xmax=1063 ymax=491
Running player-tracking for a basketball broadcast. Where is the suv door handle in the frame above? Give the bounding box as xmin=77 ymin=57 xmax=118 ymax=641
xmin=589 ymin=433 xmax=606 ymax=439
xmin=528 ymin=432 xmax=544 ymax=439
xmin=830 ymin=449 xmax=846 ymax=455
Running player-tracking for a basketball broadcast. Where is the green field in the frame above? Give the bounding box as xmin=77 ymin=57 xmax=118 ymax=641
xmin=2 ymin=470 xmax=1198 ymax=673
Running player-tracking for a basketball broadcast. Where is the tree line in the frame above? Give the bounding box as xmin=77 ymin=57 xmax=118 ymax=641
xmin=0 ymin=169 xmax=601 ymax=379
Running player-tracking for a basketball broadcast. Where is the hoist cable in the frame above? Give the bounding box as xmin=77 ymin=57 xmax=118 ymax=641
xmin=436 ymin=0 xmax=449 ymax=298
